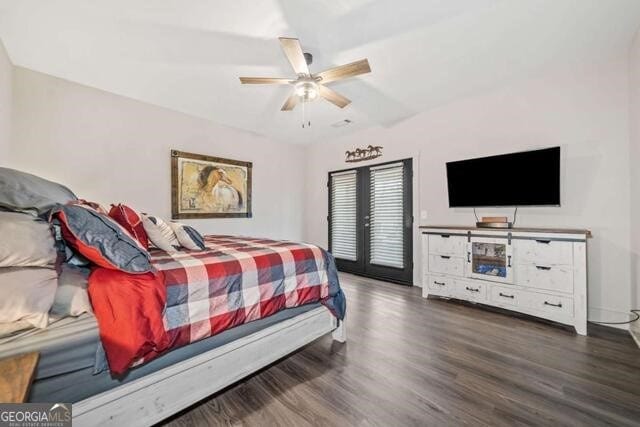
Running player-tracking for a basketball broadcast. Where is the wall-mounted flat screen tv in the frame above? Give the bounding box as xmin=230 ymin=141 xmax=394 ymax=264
xmin=446 ymin=147 xmax=560 ymax=207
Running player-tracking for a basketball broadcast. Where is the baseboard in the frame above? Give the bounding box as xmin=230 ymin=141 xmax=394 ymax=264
xmin=630 ymin=323 xmax=640 ymax=348
xmin=587 ymin=306 xmax=631 ymax=331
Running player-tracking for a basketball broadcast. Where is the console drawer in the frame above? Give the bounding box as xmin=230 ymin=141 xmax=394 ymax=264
xmin=490 ymin=285 xmax=523 ymax=308
xmin=428 ymin=234 xmax=466 ymax=256
xmin=516 ymin=264 xmax=573 ymax=294
xmin=516 ymin=239 xmax=573 ymax=265
xmin=526 ymin=292 xmax=573 ymax=321
xmin=427 ymin=275 xmax=455 ymax=297
xmin=455 ymin=280 xmax=486 ymax=302
xmin=429 ymin=254 xmax=465 ymax=277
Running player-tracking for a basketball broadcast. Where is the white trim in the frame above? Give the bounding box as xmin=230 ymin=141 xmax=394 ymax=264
xmin=369 ymin=162 xmax=403 ymax=171
xmin=330 ymin=170 xmax=357 ymax=177
xmin=630 ymin=327 xmax=640 ymax=348
xmin=73 ymin=307 xmax=342 ymax=427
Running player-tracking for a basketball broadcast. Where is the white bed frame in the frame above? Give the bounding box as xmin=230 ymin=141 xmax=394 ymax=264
xmin=73 ymin=307 xmax=345 ymax=427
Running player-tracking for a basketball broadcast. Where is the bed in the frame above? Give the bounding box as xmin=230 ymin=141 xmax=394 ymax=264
xmin=1 ymin=235 xmax=346 ymax=427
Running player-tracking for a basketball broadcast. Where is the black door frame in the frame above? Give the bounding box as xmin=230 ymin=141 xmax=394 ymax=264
xmin=328 ymin=158 xmax=413 ymax=285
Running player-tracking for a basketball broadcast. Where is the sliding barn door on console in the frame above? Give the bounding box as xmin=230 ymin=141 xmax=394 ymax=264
xmin=328 ymin=159 xmax=413 ymax=285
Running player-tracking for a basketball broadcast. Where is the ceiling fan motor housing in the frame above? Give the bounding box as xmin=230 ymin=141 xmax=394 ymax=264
xmin=303 ymin=52 xmax=313 ymax=66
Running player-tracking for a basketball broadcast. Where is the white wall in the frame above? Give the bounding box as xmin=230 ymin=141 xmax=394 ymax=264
xmin=0 ymin=39 xmax=11 ymax=163
xmin=630 ymin=29 xmax=640 ymax=342
xmin=304 ymin=54 xmax=633 ymax=323
xmin=9 ymin=67 xmax=306 ymax=241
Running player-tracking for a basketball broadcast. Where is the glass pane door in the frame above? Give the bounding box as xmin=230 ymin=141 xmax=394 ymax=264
xmin=467 ymin=237 xmax=514 ymax=284
xmin=472 ymin=242 xmax=507 ymax=277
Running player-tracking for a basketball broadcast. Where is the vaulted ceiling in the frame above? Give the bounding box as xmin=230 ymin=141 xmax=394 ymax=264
xmin=1 ymin=0 xmax=639 ymax=144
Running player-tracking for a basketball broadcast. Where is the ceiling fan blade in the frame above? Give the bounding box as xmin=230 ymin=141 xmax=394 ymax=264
xmin=281 ymin=93 xmax=298 ymax=111
xmin=239 ymin=77 xmax=292 ymax=84
xmin=315 ymin=59 xmax=371 ymax=84
xmin=278 ymin=37 xmax=310 ymax=76
xmin=318 ymin=85 xmax=351 ymax=108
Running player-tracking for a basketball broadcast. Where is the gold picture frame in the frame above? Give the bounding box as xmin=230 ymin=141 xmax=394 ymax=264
xmin=171 ymin=150 xmax=252 ymax=219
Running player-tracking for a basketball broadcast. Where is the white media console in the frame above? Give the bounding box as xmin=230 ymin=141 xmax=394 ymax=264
xmin=421 ymin=226 xmax=591 ymax=335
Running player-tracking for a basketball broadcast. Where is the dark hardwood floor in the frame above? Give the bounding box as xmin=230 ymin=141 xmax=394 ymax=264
xmin=162 ymin=273 xmax=640 ymax=427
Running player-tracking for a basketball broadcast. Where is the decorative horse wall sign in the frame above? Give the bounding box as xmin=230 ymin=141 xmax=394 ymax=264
xmin=345 ymin=145 xmax=383 ymax=163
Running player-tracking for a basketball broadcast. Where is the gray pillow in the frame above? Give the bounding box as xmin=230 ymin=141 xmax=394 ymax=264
xmin=0 ymin=211 xmax=58 ymax=267
xmin=0 ymin=167 xmax=77 ymax=217
xmin=50 ymin=264 xmax=92 ymax=317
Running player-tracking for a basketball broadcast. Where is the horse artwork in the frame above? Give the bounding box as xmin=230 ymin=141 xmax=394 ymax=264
xmin=345 ymin=145 xmax=383 ymax=163
xmin=171 ymin=150 xmax=252 ymax=218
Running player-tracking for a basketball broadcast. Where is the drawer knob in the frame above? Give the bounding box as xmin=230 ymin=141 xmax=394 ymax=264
xmin=535 ymin=265 xmax=552 ymax=271
xmin=499 ymin=292 xmax=515 ymax=299
xmin=433 ymin=281 xmax=446 ymax=286
xmin=465 ymin=286 xmax=480 ymax=293
xmin=544 ymin=301 xmax=563 ymax=308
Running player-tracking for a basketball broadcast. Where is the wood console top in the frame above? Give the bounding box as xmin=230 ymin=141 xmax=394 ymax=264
xmin=419 ymin=225 xmax=592 ymax=237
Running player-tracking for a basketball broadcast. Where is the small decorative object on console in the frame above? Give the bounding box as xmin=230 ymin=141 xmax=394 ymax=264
xmin=476 ymin=216 xmax=513 ymax=229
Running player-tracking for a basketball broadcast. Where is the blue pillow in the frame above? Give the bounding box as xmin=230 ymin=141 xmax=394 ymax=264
xmin=51 ymin=204 xmax=152 ymax=274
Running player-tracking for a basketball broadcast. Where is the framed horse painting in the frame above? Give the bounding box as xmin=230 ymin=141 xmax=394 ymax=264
xmin=171 ymin=150 xmax=252 ymax=219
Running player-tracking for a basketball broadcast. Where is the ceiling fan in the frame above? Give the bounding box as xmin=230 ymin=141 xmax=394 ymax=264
xmin=239 ymin=37 xmax=371 ymax=111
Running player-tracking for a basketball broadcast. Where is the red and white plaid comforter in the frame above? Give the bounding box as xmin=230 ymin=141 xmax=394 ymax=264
xmin=91 ymin=235 xmax=345 ymax=374
xmin=153 ymin=235 xmax=342 ymax=349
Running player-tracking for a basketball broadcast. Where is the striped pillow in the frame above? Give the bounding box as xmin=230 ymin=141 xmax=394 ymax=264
xmin=141 ymin=214 xmax=181 ymax=253
xmin=169 ymin=222 xmax=206 ymax=251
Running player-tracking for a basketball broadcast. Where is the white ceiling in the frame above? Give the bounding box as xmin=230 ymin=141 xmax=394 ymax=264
xmin=0 ymin=0 xmax=639 ymax=144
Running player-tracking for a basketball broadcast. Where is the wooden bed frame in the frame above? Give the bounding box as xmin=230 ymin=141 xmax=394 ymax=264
xmin=73 ymin=307 xmax=345 ymax=427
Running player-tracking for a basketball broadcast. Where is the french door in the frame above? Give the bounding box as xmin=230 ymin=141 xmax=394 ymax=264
xmin=328 ymin=159 xmax=413 ymax=285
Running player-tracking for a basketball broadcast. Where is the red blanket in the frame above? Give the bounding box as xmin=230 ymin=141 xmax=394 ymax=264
xmin=88 ymin=269 xmax=170 ymax=373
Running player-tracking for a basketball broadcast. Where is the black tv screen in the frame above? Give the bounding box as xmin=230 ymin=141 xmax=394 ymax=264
xmin=446 ymin=147 xmax=560 ymax=207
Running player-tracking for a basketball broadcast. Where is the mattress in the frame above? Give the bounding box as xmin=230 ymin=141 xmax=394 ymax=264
xmin=0 ymin=314 xmax=99 ymax=380
xmin=28 ymin=303 xmax=322 ymax=403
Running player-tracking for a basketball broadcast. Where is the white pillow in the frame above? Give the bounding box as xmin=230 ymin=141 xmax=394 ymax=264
xmin=50 ymin=264 xmax=92 ymax=317
xmin=0 ymin=211 xmax=57 ymax=267
xmin=169 ymin=222 xmax=206 ymax=251
xmin=0 ymin=267 xmax=58 ymax=328
xmin=141 ymin=214 xmax=181 ymax=253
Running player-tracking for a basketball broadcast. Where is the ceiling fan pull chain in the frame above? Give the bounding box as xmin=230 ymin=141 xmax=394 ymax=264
xmin=302 ymin=98 xmax=306 ymax=128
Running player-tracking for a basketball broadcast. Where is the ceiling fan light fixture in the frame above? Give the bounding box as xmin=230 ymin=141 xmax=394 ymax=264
xmin=294 ymin=81 xmax=319 ymax=102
